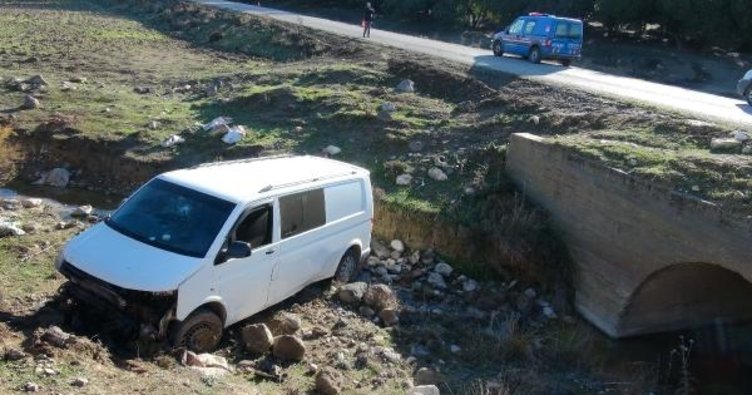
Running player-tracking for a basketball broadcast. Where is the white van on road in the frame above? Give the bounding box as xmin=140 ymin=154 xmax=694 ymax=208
xmin=56 ymin=155 xmax=373 ymax=352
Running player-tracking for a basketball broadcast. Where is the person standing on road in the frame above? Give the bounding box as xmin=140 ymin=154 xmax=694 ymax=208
xmin=362 ymin=2 xmax=375 ymax=38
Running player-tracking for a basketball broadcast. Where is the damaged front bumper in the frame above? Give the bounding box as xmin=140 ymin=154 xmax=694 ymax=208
xmin=58 ymin=260 xmax=176 ymax=339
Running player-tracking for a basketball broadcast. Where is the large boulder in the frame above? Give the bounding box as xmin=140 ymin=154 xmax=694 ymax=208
xmin=241 ymin=323 xmax=274 ymax=354
xmin=43 ymin=168 xmax=71 ymax=188
xmin=427 ymin=167 xmax=448 ymax=181
xmin=337 ymin=282 xmax=368 ymax=304
xmin=22 ymin=94 xmax=40 ymax=109
xmin=710 ymin=138 xmax=741 ymax=152
xmin=363 ymin=284 xmax=396 ymax=311
xmin=396 ymin=79 xmax=415 ymax=93
xmin=266 ymin=312 xmax=301 ymax=335
xmin=315 ymin=367 xmax=344 ymax=395
xmin=272 ymin=335 xmax=306 ymax=362
xmin=41 ymin=326 xmax=70 ymax=348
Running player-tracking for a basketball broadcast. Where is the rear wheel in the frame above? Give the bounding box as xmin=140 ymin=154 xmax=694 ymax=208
xmin=529 ymin=47 xmax=542 ymax=64
xmin=492 ymin=40 xmax=503 ymax=57
xmin=560 ymin=59 xmax=571 ymax=67
xmin=334 ymin=249 xmax=359 ymax=283
xmin=171 ymin=308 xmax=223 ymax=353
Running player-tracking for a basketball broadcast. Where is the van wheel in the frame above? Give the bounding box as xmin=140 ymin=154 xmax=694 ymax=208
xmin=492 ymin=40 xmax=503 ymax=57
xmin=560 ymin=59 xmax=571 ymax=67
xmin=334 ymin=249 xmax=359 ymax=283
xmin=529 ymin=47 xmax=542 ymax=64
xmin=171 ymin=308 xmax=223 ymax=353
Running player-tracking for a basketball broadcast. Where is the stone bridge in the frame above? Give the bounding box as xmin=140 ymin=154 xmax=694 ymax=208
xmin=506 ymin=133 xmax=752 ymax=338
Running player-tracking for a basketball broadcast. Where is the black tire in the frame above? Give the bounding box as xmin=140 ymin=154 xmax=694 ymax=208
xmin=560 ymin=59 xmax=571 ymax=67
xmin=529 ymin=46 xmax=542 ymax=64
xmin=171 ymin=308 xmax=223 ymax=353
xmin=492 ymin=40 xmax=503 ymax=57
xmin=334 ymin=248 xmax=359 ymax=283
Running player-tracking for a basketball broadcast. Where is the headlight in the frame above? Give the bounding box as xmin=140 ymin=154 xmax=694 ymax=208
xmin=54 ymin=251 xmax=64 ymax=270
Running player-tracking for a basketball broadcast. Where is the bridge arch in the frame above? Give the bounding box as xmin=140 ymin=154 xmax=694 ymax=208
xmin=617 ymin=263 xmax=752 ymax=337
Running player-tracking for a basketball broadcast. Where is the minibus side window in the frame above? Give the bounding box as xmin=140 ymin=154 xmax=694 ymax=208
xmin=234 ymin=205 xmax=272 ymax=249
xmin=280 ymin=189 xmax=325 ymax=239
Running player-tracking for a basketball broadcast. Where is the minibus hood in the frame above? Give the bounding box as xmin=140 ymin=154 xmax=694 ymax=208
xmin=62 ymin=223 xmax=205 ymax=292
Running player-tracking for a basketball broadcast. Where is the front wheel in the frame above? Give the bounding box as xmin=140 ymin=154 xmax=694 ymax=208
xmin=560 ymin=59 xmax=571 ymax=67
xmin=171 ymin=308 xmax=223 ymax=353
xmin=492 ymin=40 xmax=503 ymax=57
xmin=334 ymin=249 xmax=359 ymax=283
xmin=529 ymin=47 xmax=542 ymax=64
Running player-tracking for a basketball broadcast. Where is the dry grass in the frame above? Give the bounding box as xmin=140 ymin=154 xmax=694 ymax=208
xmin=0 ymin=127 xmax=23 ymax=183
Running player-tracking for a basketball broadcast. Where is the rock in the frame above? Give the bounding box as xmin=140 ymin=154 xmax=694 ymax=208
xmin=733 ymin=131 xmax=751 ymax=142
xmin=181 ymin=350 xmax=229 ymax=369
xmin=413 ymin=385 xmax=440 ymax=395
xmin=434 ymin=262 xmax=453 ymax=277
xmin=71 ymin=377 xmax=88 ymax=387
xmin=22 ymin=94 xmax=40 ymax=109
xmin=371 ymin=240 xmax=391 ymax=259
xmin=427 ymin=167 xmax=448 ymax=181
xmin=21 ymin=198 xmax=42 ymax=208
xmin=134 ymin=86 xmax=151 ymax=94
xmin=4 ymin=347 xmax=26 ymax=361
xmin=293 ymin=125 xmax=304 ymax=133
xmin=162 ymin=134 xmax=185 ymax=148
xmin=710 ymin=138 xmax=741 ymax=152
xmin=462 ymin=279 xmax=479 ymax=292
xmin=433 ymin=156 xmax=449 ymax=168
xmin=744 ymin=145 xmax=752 ymax=155
xmin=61 ymin=81 xmax=77 ymax=91
xmin=69 ymin=76 xmax=87 ymax=83
xmin=42 ymin=326 xmax=70 ymax=348
xmin=241 ymin=323 xmax=274 ymax=354
xmin=23 ymin=382 xmax=39 ymax=392
xmin=71 ymin=205 xmax=93 ymax=218
xmin=323 ymin=145 xmax=342 ymax=156
xmin=363 ymin=284 xmax=396 ymax=310
xmin=386 ymin=262 xmax=402 ymax=274
xmin=414 ymin=367 xmax=440 ymax=385
xmin=449 ymin=344 xmax=461 ymax=353
xmin=26 ymin=75 xmax=48 ymax=86
xmin=691 ymin=185 xmax=701 ymax=192
xmin=359 ymin=306 xmax=375 ymax=317
xmin=396 ymin=174 xmax=413 ymax=186
xmin=390 ymin=239 xmax=405 ymax=253
xmin=528 ymin=115 xmax=540 ymax=125
xmin=379 ymin=308 xmax=400 ymax=326
xmin=542 ymin=306 xmax=558 ymax=319
xmin=44 ymin=168 xmax=71 ymax=188
xmin=426 ymin=272 xmax=446 ymax=289
xmin=524 ymin=288 xmax=537 ymax=299
xmin=0 ymin=221 xmax=26 ymax=237
xmin=396 ymin=79 xmax=415 ymax=93
xmin=315 ymin=367 xmax=343 ymax=395
xmin=21 ymin=223 xmax=37 ymax=233
xmin=408 ymin=140 xmax=424 ymax=152
xmin=338 ymin=282 xmax=368 ymax=304
xmin=148 ymin=120 xmax=160 ymax=130
xmin=380 ymin=102 xmax=396 ymax=113
xmin=272 ymin=335 xmax=306 ymax=362
xmin=267 ymin=312 xmax=302 ymax=335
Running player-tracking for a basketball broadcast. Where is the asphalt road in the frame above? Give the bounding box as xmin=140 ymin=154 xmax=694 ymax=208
xmin=196 ymin=0 xmax=752 ymax=127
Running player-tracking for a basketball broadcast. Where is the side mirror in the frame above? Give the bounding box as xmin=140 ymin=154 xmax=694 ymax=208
xmin=226 ymin=241 xmax=252 ymax=259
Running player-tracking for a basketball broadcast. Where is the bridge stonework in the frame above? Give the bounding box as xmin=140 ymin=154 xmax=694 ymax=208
xmin=506 ymin=133 xmax=752 ymax=337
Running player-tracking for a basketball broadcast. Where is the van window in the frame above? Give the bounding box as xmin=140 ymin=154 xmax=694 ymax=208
xmin=280 ymin=189 xmax=325 ymax=239
xmin=508 ymin=18 xmax=524 ymax=34
xmin=556 ymin=22 xmax=582 ymax=40
xmin=325 ymin=181 xmax=364 ymax=222
xmin=524 ymin=20 xmax=536 ymax=35
xmin=234 ymin=205 xmax=272 ymax=249
xmin=533 ymin=20 xmax=552 ymax=35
